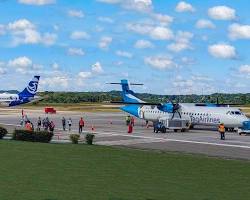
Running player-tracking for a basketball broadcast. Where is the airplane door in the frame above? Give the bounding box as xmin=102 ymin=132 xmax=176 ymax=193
xmin=139 ymin=109 xmax=145 ymax=119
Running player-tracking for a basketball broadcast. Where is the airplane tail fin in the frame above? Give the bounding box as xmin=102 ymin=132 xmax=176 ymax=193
xmin=109 ymin=79 xmax=144 ymax=103
xmin=18 ymin=76 xmax=40 ymax=98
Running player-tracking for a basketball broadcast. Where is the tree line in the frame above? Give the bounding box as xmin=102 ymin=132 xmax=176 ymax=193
xmin=36 ymin=91 xmax=250 ymax=105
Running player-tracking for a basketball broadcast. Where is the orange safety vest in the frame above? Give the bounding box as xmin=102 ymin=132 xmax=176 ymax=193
xmin=25 ymin=123 xmax=32 ymax=131
xmin=218 ymin=125 xmax=225 ymax=133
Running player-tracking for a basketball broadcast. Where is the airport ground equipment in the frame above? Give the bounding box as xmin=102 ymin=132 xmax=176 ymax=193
xmin=238 ymin=121 xmax=250 ymax=135
xmin=157 ymin=117 xmax=190 ymax=133
xmin=45 ymin=107 xmax=56 ymax=114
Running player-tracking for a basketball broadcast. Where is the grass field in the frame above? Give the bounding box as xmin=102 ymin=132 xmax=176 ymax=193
xmin=0 ymin=141 xmax=250 ymax=200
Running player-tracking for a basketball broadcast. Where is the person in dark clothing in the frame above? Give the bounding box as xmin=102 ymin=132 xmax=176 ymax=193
xmin=62 ymin=117 xmax=66 ymax=131
xmin=153 ymin=121 xmax=158 ymax=133
xmin=37 ymin=117 xmax=42 ymax=131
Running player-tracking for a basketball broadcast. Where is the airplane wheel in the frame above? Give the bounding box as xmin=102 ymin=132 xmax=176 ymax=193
xmin=162 ymin=127 xmax=166 ymax=133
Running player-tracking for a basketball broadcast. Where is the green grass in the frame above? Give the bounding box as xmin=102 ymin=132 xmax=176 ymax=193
xmin=0 ymin=141 xmax=250 ymax=200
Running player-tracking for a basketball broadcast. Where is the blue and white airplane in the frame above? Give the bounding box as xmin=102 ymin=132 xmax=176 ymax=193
xmin=0 ymin=76 xmax=40 ymax=107
xmin=111 ymin=80 xmax=249 ymax=129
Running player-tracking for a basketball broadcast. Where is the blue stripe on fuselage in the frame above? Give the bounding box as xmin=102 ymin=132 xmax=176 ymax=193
xmin=120 ymin=105 xmax=139 ymax=117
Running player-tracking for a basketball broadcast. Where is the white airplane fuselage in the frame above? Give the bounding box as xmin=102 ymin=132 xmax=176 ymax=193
xmin=122 ymin=104 xmax=249 ymax=128
xmin=0 ymin=93 xmax=19 ymax=106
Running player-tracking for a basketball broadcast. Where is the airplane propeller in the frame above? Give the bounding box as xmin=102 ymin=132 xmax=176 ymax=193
xmin=170 ymin=98 xmax=181 ymax=119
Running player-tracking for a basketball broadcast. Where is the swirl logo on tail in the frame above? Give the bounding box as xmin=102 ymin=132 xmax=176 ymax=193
xmin=26 ymin=81 xmax=38 ymax=95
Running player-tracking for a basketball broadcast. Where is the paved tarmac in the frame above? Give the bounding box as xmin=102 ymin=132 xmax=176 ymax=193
xmin=1 ymin=108 xmax=250 ymax=160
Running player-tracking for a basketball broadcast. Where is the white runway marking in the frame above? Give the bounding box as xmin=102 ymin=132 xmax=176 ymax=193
xmin=1 ymin=122 xmax=250 ymax=150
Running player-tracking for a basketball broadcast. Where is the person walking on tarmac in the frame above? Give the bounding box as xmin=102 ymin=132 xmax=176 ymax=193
xmin=131 ymin=116 xmax=135 ymax=126
xmin=68 ymin=118 xmax=72 ymax=131
xmin=79 ymin=117 xmax=85 ymax=134
xmin=37 ymin=117 xmax=42 ymax=131
xmin=25 ymin=121 xmax=33 ymax=131
xmin=62 ymin=117 xmax=66 ymax=131
xmin=218 ymin=123 xmax=225 ymax=140
xmin=126 ymin=115 xmax=131 ymax=126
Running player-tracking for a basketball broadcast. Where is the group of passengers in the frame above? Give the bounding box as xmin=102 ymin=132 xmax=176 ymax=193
xmin=61 ymin=117 xmax=85 ymax=134
xmin=20 ymin=115 xmax=55 ymax=132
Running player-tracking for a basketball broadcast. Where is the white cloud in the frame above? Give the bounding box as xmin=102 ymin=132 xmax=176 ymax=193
xmin=51 ymin=62 xmax=59 ymax=70
xmin=8 ymin=56 xmax=37 ymax=74
xmin=8 ymin=56 xmax=32 ymax=68
xmin=173 ymin=76 xmax=193 ymax=87
xmin=8 ymin=19 xmax=35 ymax=31
xmin=70 ymin=31 xmax=90 ymax=40
xmin=18 ymin=0 xmax=55 ymax=5
xmin=98 ymin=0 xmax=152 ymax=13
xmin=208 ymin=43 xmax=236 ymax=59
xmin=68 ymin=9 xmax=84 ymax=18
xmin=0 ymin=67 xmax=6 ymax=75
xmin=228 ymin=23 xmax=250 ymax=40
xmin=150 ymin=26 xmax=173 ymax=40
xmin=98 ymin=17 xmax=114 ymax=23
xmin=239 ymin=65 xmax=250 ymax=75
xmin=42 ymin=33 xmax=57 ymax=46
xmin=91 ymin=62 xmax=103 ymax=73
xmin=127 ymin=22 xmax=173 ymax=40
xmin=175 ymin=1 xmax=195 ymax=13
xmin=97 ymin=0 xmax=121 ymax=3
xmin=78 ymin=62 xmax=104 ymax=79
xmin=168 ymin=43 xmax=191 ymax=52
xmin=134 ymin=39 xmax=154 ymax=49
xmin=208 ymin=6 xmax=236 ymax=20
xmin=68 ymin=48 xmax=85 ymax=56
xmin=127 ymin=22 xmax=154 ymax=35
xmin=7 ymin=19 xmax=56 ymax=46
xmin=116 ymin=50 xmax=133 ymax=58
xmin=195 ymin=19 xmax=215 ymax=29
xmin=167 ymin=31 xmax=193 ymax=52
xmin=144 ymin=55 xmax=176 ymax=70
xmin=99 ymin=36 xmax=112 ymax=50
xmin=151 ymin=13 xmax=173 ymax=26
xmin=40 ymin=76 xmax=69 ymax=90
xmin=78 ymin=71 xmax=92 ymax=79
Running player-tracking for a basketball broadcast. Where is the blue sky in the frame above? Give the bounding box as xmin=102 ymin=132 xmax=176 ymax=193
xmin=0 ymin=0 xmax=250 ymax=94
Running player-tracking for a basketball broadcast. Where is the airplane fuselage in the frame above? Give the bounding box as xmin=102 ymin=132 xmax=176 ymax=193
xmin=0 ymin=93 xmax=34 ymax=107
xmin=121 ymin=104 xmax=249 ymax=128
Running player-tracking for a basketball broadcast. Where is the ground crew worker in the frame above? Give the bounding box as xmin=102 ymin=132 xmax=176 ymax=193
xmin=68 ymin=118 xmax=72 ymax=131
xmin=218 ymin=123 xmax=225 ymax=140
xmin=79 ymin=117 xmax=85 ymax=134
xmin=128 ymin=122 xmax=133 ymax=134
xmin=62 ymin=117 xmax=66 ymax=131
xmin=153 ymin=121 xmax=158 ymax=133
xmin=25 ymin=121 xmax=33 ymax=131
xmin=126 ymin=115 xmax=131 ymax=126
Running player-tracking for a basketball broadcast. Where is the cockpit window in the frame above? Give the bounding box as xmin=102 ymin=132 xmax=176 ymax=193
xmin=227 ymin=111 xmax=243 ymax=115
xmin=234 ymin=111 xmax=242 ymax=115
